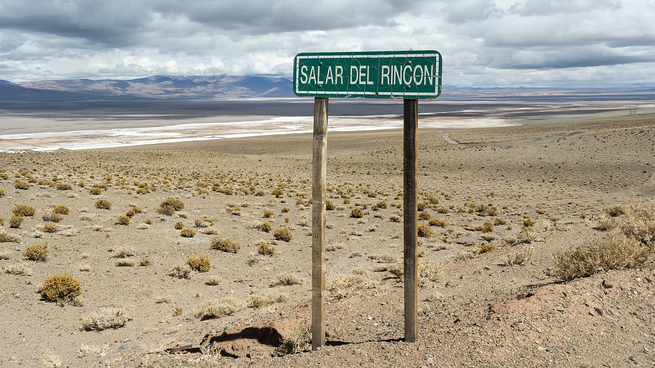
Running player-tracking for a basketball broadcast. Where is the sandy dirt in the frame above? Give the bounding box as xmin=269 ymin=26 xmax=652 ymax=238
xmin=1 ymin=113 xmax=654 ymax=367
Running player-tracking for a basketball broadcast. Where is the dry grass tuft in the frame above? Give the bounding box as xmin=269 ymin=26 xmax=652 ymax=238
xmin=190 ymin=298 xmax=239 ymax=320
xmin=210 ymin=237 xmax=241 ymax=253
xmin=205 ymin=275 xmax=222 ymax=285
xmin=0 ymin=232 xmax=23 ymax=243
xmin=4 ymin=263 xmax=33 ymax=276
xmin=270 ymin=272 xmax=304 ymax=287
xmin=621 ymin=202 xmax=655 ymax=245
xmin=597 ymin=217 xmax=621 ymax=231
xmin=327 ymin=273 xmax=366 ymax=299
xmin=116 ymin=259 xmax=135 ymax=267
xmin=113 ymin=246 xmax=134 ymax=258
xmin=369 ymin=253 xmax=398 ymax=263
xmin=167 ymin=264 xmax=192 ymax=279
xmin=277 ymin=324 xmax=311 ymax=355
xmin=81 ymin=307 xmax=130 ymax=331
xmin=552 ymin=231 xmax=653 ymax=280
xmin=247 ymin=289 xmax=290 ymax=309
xmin=42 ymin=212 xmax=64 ymax=223
xmin=273 ymin=227 xmax=293 ymax=242
xmin=0 ymin=250 xmax=10 ymax=260
xmin=505 ymin=246 xmax=535 ymax=266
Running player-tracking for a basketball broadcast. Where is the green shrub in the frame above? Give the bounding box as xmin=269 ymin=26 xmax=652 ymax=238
xmin=24 ymin=242 xmax=49 ymax=262
xmin=9 ymin=215 xmax=23 ymax=228
xmin=117 ymin=214 xmax=130 ymax=226
xmin=95 ymin=199 xmax=112 ymax=210
xmin=41 ymin=274 xmax=82 ymax=302
xmin=553 ymin=232 xmax=653 ymax=280
xmin=257 ymin=242 xmax=276 ymax=256
xmin=15 ymin=180 xmax=29 ymax=190
xmin=417 ymin=224 xmax=433 ymax=238
xmin=211 ymin=237 xmax=240 ymax=253
xmin=187 ymin=256 xmax=211 ymax=272
xmin=12 ymin=204 xmax=35 ymax=217
xmin=53 ymin=205 xmax=70 ymax=215
xmin=180 ymin=228 xmax=195 ymax=237
xmin=273 ymin=227 xmax=293 ymax=242
xmin=351 ymin=208 xmax=364 ymax=218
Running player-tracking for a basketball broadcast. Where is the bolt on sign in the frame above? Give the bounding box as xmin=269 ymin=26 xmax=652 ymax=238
xmin=293 ymin=50 xmax=442 ymax=99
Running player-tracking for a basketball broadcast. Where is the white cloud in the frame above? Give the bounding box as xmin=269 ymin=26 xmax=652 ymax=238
xmin=0 ymin=0 xmax=654 ymax=88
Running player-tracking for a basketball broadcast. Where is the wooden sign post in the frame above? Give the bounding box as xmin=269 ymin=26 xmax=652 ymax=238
xmin=294 ymin=50 xmax=442 ymax=348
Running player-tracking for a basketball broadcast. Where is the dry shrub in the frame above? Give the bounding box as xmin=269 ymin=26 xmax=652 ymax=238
xmin=191 ymin=298 xmax=239 ymax=320
xmin=516 ymin=229 xmax=538 ymax=244
xmin=95 ymin=199 xmax=112 ymax=210
xmin=429 ymin=218 xmax=447 ymax=227
xmin=597 ymin=217 xmax=621 ymax=231
xmin=351 ymin=208 xmax=364 ymax=218
xmin=157 ymin=205 xmax=175 ymax=216
xmin=116 ymin=259 xmax=135 ymax=267
xmin=522 ymin=218 xmax=536 ymax=228
xmin=552 ymin=231 xmax=654 ymax=281
xmin=139 ymin=258 xmax=151 ymax=266
xmin=4 ymin=263 xmax=33 ymax=276
xmin=478 ymin=244 xmax=495 ymax=254
xmin=621 ymin=202 xmax=655 ymax=245
xmin=81 ymin=308 xmax=130 ymax=331
xmin=15 ymin=179 xmax=29 ymax=190
xmin=281 ymin=207 xmax=290 ymax=213
xmin=42 ymin=223 xmax=58 ymax=233
xmin=260 ymin=222 xmax=272 ymax=232
xmin=273 ymin=227 xmax=293 ymax=242
xmin=9 ymin=215 xmax=23 ymax=228
xmin=89 ymin=187 xmax=102 ymax=195
xmin=327 ymin=273 xmax=365 ymax=299
xmin=505 ymin=246 xmax=535 ymax=266
xmin=56 ymin=182 xmax=72 ymax=191
xmin=116 ymin=214 xmax=130 ymax=226
xmin=211 ymin=237 xmax=241 ymax=253
xmin=0 ymin=189 xmax=4 ymax=197
xmin=137 ymin=223 xmax=150 ymax=230
xmin=325 ymin=200 xmax=336 ymax=210
xmin=174 ymin=221 xmax=184 ymax=230
xmin=24 ymin=243 xmax=49 ymax=261
xmin=0 ymin=232 xmax=22 ymax=243
xmin=482 ymin=221 xmax=494 ymax=233
xmin=481 ymin=234 xmax=496 ymax=242
xmin=389 ymin=215 xmax=401 ymax=222
xmin=187 ymin=256 xmax=211 ymax=272
xmin=53 ymin=205 xmax=69 ymax=215
xmin=167 ymin=264 xmax=192 ymax=279
xmin=41 ymin=274 xmax=81 ymax=302
xmin=606 ymin=205 xmax=626 ymax=217
xmin=247 ymin=289 xmax=290 ymax=309
xmin=418 ymin=212 xmax=431 ymax=220
xmin=270 ymin=272 xmax=304 ymax=287
xmin=160 ymin=197 xmax=185 ymax=211
xmin=12 ymin=204 xmax=35 ymax=217
xmin=436 ymin=207 xmax=449 ymax=214
xmin=263 ymin=210 xmax=275 ymax=218
xmin=202 ymin=226 xmax=219 ymax=235
xmin=43 ymin=212 xmax=64 ymax=223
xmin=271 ymin=188 xmax=284 ymax=197
xmin=417 ymin=224 xmax=433 ymax=238
xmin=501 ymin=235 xmax=517 ymax=246
xmin=205 ymin=275 xmax=222 ymax=285
xmin=113 ymin=246 xmax=134 ymax=258
xmin=0 ymin=250 xmax=10 ymax=260
xmin=180 ymin=227 xmax=195 ymax=237
xmin=418 ymin=259 xmax=443 ymax=281
xmin=369 ymin=253 xmax=398 ymax=263
xmin=277 ymin=324 xmax=311 ymax=355
xmin=257 ymin=241 xmax=275 ymax=256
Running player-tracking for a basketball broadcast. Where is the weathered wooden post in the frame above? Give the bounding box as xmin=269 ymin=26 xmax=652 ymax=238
xmin=312 ymin=97 xmax=328 ymax=349
xmin=403 ymin=98 xmax=418 ymax=342
xmin=293 ymin=50 xmax=442 ymax=348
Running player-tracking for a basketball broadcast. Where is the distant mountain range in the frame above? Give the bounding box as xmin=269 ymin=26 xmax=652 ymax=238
xmin=0 ymin=75 xmax=294 ymax=101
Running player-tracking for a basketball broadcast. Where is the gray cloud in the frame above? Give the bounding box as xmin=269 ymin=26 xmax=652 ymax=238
xmin=0 ymin=0 xmax=654 ymax=88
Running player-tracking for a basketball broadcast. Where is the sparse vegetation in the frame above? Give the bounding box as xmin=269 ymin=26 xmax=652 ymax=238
xmin=260 ymin=222 xmax=272 ymax=232
xmin=167 ymin=264 xmax=192 ymax=279
xmin=257 ymin=241 xmax=275 ymax=256
xmin=9 ymin=215 xmax=23 ymax=228
xmin=41 ymin=274 xmax=82 ymax=302
xmin=505 ymin=246 xmax=534 ymax=266
xmin=482 ymin=221 xmax=494 ymax=233
xmin=95 ymin=199 xmax=112 ymax=210
xmin=23 ymin=243 xmax=49 ymax=262
xmin=81 ymin=308 xmax=129 ymax=331
xmin=478 ymin=244 xmax=495 ymax=253
xmin=187 ymin=256 xmax=211 ymax=272
xmin=117 ymin=214 xmax=130 ymax=226
xmin=270 ymin=272 xmax=304 ymax=286
xmin=43 ymin=223 xmax=58 ymax=233
xmin=53 ymin=205 xmax=70 ymax=215
xmin=12 ymin=204 xmax=35 ymax=217
xmin=247 ymin=289 xmax=290 ymax=309
xmin=351 ymin=208 xmax=364 ymax=218
xmin=429 ymin=218 xmax=447 ymax=227
xmin=552 ymin=231 xmax=653 ymax=280
xmin=190 ymin=298 xmax=239 ymax=320
xmin=180 ymin=227 xmax=195 ymax=237
xmin=273 ymin=227 xmax=293 ymax=242
xmin=417 ymin=224 xmax=433 ymax=238
xmin=211 ymin=237 xmax=241 ymax=253
xmin=15 ymin=180 xmax=30 ymax=190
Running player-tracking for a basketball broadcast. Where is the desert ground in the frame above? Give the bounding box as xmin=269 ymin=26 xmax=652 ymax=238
xmin=1 ymin=112 xmax=655 ymax=367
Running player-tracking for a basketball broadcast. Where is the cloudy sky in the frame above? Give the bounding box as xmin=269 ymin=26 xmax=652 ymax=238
xmin=1 ymin=0 xmax=654 ymax=88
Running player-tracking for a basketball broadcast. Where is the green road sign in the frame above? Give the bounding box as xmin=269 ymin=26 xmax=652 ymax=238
xmin=293 ymin=50 xmax=442 ymax=99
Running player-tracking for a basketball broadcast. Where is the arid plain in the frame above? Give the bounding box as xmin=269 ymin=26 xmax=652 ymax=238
xmin=1 ymin=112 xmax=655 ymax=367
